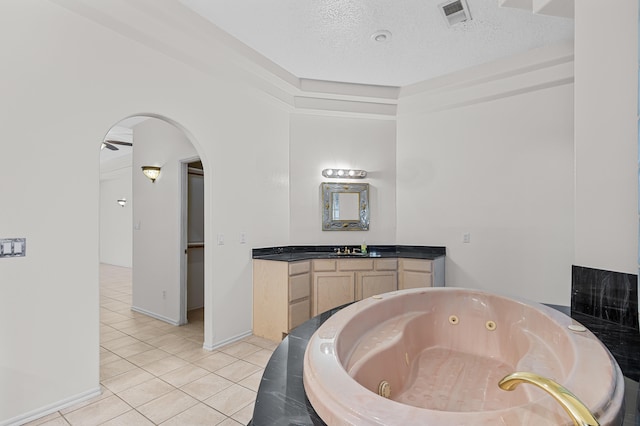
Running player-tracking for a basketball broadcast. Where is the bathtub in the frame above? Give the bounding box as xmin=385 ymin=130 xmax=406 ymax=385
xmin=303 ymin=288 xmax=625 ymax=425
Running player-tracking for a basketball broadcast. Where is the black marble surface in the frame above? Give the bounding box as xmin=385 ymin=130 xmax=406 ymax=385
xmin=252 ymin=245 xmax=446 ymax=262
xmin=250 ymin=303 xmax=640 ymax=426
xmin=572 ymin=265 xmax=639 ymax=330
xmin=547 ymin=304 xmax=640 ymax=383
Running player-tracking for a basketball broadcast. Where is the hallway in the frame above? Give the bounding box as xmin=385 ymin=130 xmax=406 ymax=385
xmin=27 ymin=264 xmax=275 ymax=425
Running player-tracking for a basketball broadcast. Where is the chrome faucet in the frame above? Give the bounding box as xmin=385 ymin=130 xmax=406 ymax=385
xmin=498 ymin=372 xmax=599 ymax=426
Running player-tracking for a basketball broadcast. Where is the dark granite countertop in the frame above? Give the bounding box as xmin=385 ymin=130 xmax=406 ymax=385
xmin=250 ymin=302 xmax=640 ymax=426
xmin=252 ymin=245 xmax=446 ymax=262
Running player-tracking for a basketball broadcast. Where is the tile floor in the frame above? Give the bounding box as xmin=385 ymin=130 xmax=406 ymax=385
xmin=27 ymin=264 xmax=275 ymax=426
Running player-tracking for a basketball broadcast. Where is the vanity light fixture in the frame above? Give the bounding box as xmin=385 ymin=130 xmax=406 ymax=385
xmin=322 ymin=168 xmax=367 ymax=179
xmin=141 ymin=166 xmax=161 ymax=183
xmin=117 ymin=198 xmax=127 ymax=207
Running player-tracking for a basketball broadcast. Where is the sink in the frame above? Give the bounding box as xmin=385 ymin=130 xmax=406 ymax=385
xmin=329 ymin=252 xmax=377 ymax=258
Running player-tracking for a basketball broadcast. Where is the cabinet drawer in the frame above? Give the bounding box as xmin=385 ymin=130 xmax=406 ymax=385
xmin=289 ymin=261 xmax=310 ymax=275
xmin=401 ymin=259 xmax=432 ymax=272
xmin=289 ymin=273 xmax=310 ymax=302
xmin=289 ymin=299 xmax=310 ymax=331
xmin=337 ymin=259 xmax=374 ymax=271
xmin=374 ymin=258 xmax=398 ymax=271
xmin=313 ymin=259 xmax=336 ymax=272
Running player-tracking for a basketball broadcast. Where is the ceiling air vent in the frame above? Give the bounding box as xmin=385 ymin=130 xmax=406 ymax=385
xmin=440 ymin=0 xmax=472 ymax=27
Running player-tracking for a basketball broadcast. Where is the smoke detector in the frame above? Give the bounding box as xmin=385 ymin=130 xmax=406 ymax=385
xmin=440 ymin=0 xmax=472 ymax=27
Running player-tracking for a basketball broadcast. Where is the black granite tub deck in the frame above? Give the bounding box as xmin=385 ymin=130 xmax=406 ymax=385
xmin=249 ymin=303 xmax=640 ymax=426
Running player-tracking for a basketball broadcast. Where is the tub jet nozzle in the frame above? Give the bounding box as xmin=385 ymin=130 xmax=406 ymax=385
xmin=378 ymin=381 xmax=391 ymax=398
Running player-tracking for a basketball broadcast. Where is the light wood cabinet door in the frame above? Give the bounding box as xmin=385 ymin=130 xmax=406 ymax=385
xmin=313 ymin=272 xmax=355 ymax=316
xmin=399 ymin=270 xmax=432 ymax=289
xmin=356 ymin=271 xmax=397 ymax=300
xmin=398 ymin=259 xmax=433 ymax=290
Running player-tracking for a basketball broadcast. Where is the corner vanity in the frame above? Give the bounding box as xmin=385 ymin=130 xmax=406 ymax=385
xmin=252 ymin=246 xmax=445 ymax=341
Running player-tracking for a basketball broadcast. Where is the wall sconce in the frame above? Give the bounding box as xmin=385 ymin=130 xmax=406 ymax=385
xmin=141 ymin=166 xmax=161 ymax=183
xmin=322 ymin=168 xmax=367 ymax=179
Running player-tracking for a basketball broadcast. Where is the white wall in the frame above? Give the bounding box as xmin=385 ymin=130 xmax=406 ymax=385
xmin=0 ymin=1 xmax=290 ymax=423
xmin=289 ymin=113 xmax=397 ymax=245
xmin=574 ymin=0 xmax=639 ymax=274
xmin=132 ymin=119 xmax=197 ymax=324
xmin=397 ymin=51 xmax=575 ymax=305
xmin=99 ymin=160 xmax=132 ymax=267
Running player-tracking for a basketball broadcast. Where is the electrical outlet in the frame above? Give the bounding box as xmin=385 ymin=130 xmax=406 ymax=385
xmin=217 ymin=233 xmax=224 ymax=245
xmin=162 ymin=290 xmax=166 ymax=300
xmin=240 ymin=232 xmax=247 ymax=244
xmin=463 ymin=233 xmax=471 ymax=243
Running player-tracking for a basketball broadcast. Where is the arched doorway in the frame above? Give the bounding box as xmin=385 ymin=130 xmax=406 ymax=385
xmin=99 ymin=115 xmax=207 ymax=349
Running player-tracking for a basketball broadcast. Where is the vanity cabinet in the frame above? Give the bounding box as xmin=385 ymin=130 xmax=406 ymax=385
xmin=398 ymin=258 xmax=433 ymax=289
xmin=311 ymin=258 xmax=398 ymax=316
xmin=253 ymin=254 xmax=444 ymax=342
xmin=253 ymin=260 xmax=311 ymax=341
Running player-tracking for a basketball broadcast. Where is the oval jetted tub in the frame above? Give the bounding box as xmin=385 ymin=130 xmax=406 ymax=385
xmin=303 ymin=288 xmax=624 ymax=425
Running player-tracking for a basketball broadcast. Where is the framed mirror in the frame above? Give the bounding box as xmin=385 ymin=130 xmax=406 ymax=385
xmin=321 ymin=182 xmax=369 ymax=231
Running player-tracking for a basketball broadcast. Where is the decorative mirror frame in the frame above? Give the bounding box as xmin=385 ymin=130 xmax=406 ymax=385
xmin=321 ymin=182 xmax=370 ymax=231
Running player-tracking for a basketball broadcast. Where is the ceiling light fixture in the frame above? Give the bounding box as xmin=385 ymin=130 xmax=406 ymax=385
xmin=322 ymin=168 xmax=367 ymax=179
xmin=141 ymin=166 xmax=161 ymax=183
xmin=371 ymin=30 xmax=392 ymax=43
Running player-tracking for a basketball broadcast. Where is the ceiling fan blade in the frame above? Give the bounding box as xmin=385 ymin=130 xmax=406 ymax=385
xmin=105 ymin=140 xmax=133 ymax=146
xmin=104 ymin=142 xmax=119 ymax=151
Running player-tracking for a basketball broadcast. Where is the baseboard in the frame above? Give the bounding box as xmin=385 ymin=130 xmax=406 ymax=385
xmin=203 ymin=330 xmax=253 ymax=351
xmin=131 ymin=306 xmax=180 ymax=326
xmin=1 ymin=387 xmax=101 ymax=426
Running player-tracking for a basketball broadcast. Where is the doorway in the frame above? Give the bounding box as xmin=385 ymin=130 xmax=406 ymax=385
xmin=183 ymin=160 xmax=205 ymax=325
xmin=99 ymin=116 xmax=207 ymax=344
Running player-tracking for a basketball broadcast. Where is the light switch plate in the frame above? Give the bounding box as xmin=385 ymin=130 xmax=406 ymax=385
xmin=0 ymin=238 xmax=26 ymax=257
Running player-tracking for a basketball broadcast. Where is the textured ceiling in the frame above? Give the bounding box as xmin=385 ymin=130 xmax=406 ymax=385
xmin=178 ymin=0 xmax=574 ymax=87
